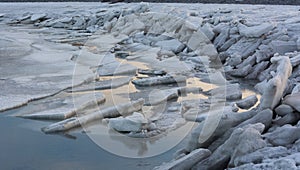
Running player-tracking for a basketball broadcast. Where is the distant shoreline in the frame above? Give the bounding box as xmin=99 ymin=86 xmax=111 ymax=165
xmin=0 ymin=0 xmax=299 ymax=5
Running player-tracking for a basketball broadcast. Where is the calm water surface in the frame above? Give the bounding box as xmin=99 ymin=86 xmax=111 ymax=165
xmin=0 ymin=114 xmax=184 ymax=170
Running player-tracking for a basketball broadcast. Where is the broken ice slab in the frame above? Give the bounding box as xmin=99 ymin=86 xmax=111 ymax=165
xmin=107 ymin=112 xmax=149 ymax=132
xmin=42 ymin=98 xmax=144 ymax=133
xmin=97 ymin=62 xmax=137 ymax=76
xmin=137 ymin=69 xmax=167 ymax=76
xmin=132 ymin=75 xmax=186 ymax=86
xmin=154 ymin=148 xmax=211 ymax=170
xmin=18 ymin=95 xmax=106 ymax=120
xmin=203 ymin=83 xmax=242 ymax=101
xmin=146 ymin=89 xmax=179 ymax=106
xmin=238 ymin=23 xmax=274 ymax=38
xmin=69 ymin=76 xmax=132 ymax=92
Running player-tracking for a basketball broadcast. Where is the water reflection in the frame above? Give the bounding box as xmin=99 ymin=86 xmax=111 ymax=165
xmin=82 ymin=120 xmax=194 ymax=158
xmin=0 ymin=116 xmax=182 ymax=170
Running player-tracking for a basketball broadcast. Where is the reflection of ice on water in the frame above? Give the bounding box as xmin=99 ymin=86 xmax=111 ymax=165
xmin=108 ymin=130 xmax=149 ymax=156
xmin=84 ymin=118 xmax=194 ymax=158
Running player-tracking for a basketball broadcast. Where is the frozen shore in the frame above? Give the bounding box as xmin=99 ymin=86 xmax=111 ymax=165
xmin=1 ymin=2 xmax=300 ymax=169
